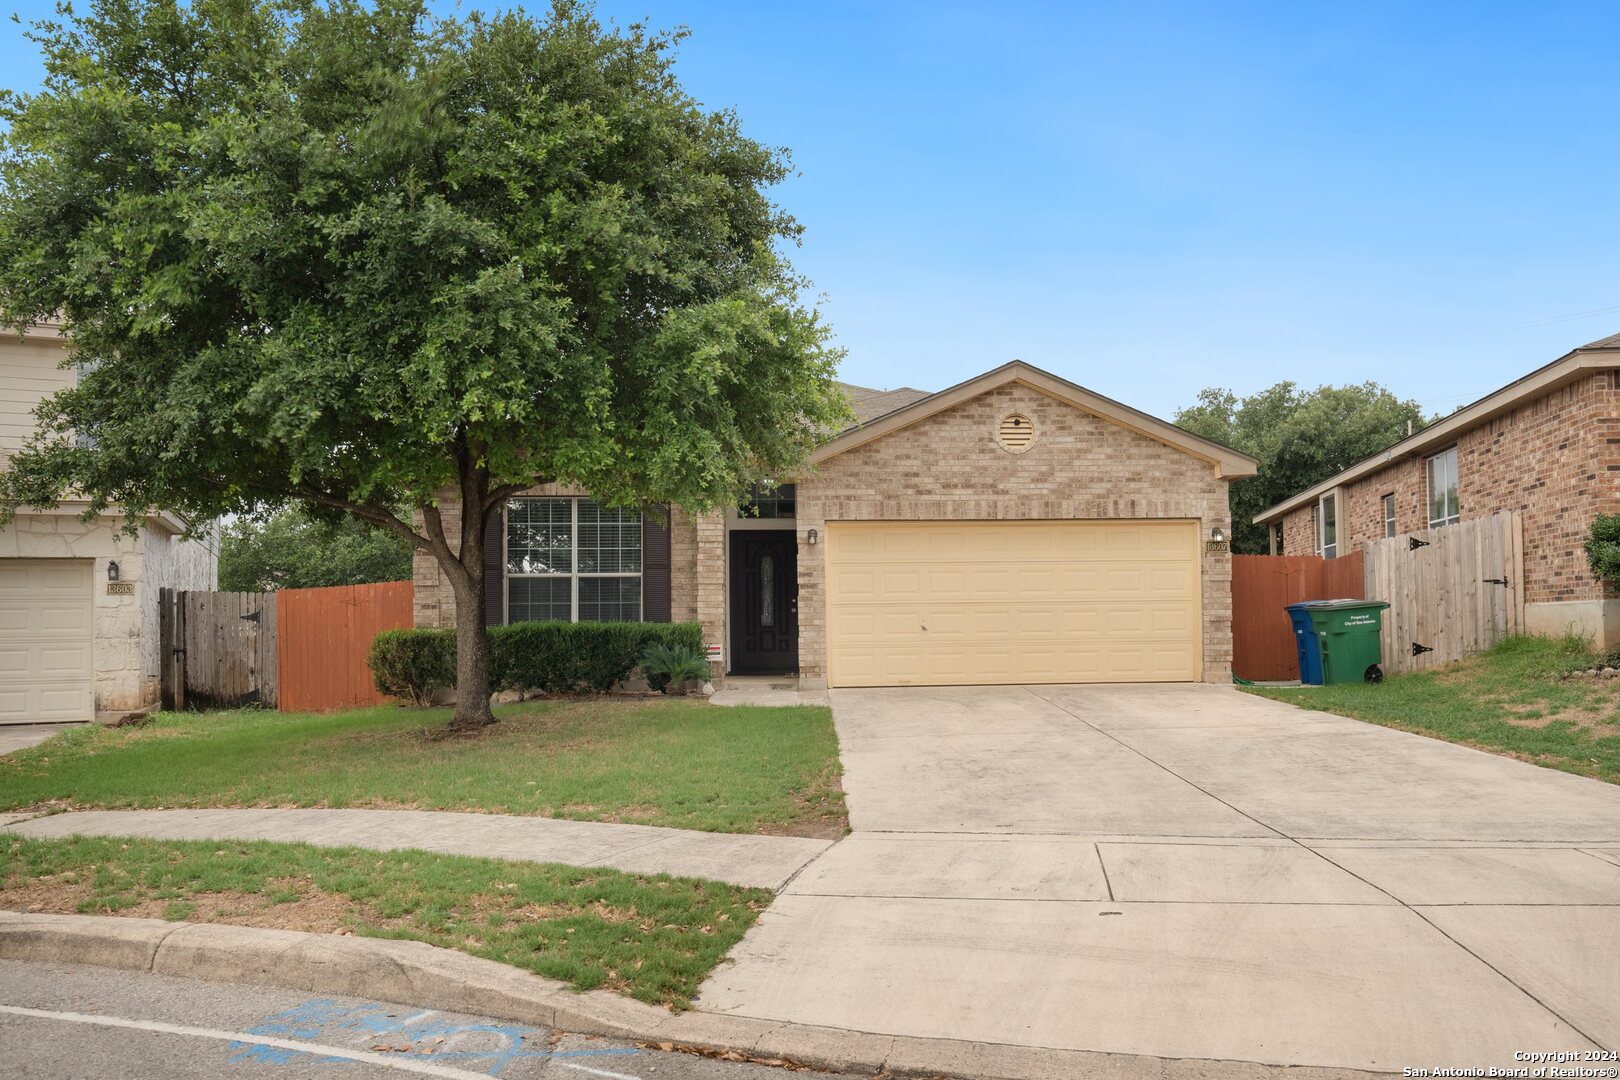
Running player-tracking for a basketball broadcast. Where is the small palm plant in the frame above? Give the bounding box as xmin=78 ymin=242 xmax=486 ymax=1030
xmin=641 ymin=641 xmax=712 ymax=694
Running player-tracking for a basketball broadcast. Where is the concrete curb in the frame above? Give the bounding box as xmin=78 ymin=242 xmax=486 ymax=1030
xmin=0 ymin=911 xmax=1389 ymax=1079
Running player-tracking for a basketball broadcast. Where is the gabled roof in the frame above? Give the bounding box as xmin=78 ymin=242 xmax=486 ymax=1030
xmin=814 ymin=360 xmax=1259 ymax=479
xmin=1253 ymin=330 xmax=1620 ymax=525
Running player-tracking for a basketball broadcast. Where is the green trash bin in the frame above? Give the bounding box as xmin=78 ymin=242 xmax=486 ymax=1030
xmin=1303 ymin=599 xmax=1390 ymax=684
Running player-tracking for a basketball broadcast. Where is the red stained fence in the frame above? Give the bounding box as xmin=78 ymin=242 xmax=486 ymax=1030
xmin=276 ymin=582 xmax=414 ymax=713
xmin=1231 ymin=553 xmax=1364 ymax=682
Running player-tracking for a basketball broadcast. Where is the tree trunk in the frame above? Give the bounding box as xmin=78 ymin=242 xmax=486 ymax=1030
xmin=448 ymin=572 xmax=495 ymax=730
xmin=446 ymin=507 xmax=496 ymax=731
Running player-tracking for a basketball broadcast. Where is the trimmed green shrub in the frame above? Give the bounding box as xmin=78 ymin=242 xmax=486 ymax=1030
xmin=641 ymin=640 xmax=712 ymax=693
xmin=492 ymin=621 xmax=704 ymax=694
xmin=1586 ymin=514 xmax=1620 ymax=590
xmin=368 ymin=621 xmax=705 ymax=701
xmin=368 ymin=628 xmax=457 ymax=707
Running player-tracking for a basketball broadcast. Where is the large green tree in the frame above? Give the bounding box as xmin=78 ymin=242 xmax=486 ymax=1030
xmin=220 ymin=508 xmax=412 ymax=592
xmin=1176 ymin=382 xmax=1428 ymax=554
xmin=0 ymin=0 xmax=849 ymax=730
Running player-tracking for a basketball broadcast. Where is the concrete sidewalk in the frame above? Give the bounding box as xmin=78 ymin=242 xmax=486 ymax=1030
xmin=2 ymin=808 xmax=833 ymax=891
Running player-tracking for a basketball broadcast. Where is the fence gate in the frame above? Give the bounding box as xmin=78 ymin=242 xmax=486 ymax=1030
xmin=1231 ymin=552 xmax=1365 ymax=681
xmin=159 ymin=589 xmax=278 ymax=709
xmin=276 ymin=581 xmax=413 ymax=712
xmin=1362 ymin=510 xmax=1524 ymax=675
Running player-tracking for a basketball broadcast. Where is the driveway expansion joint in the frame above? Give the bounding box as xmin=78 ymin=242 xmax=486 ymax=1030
xmin=703 ymin=683 xmax=1620 ymax=1072
xmin=1024 ymin=685 xmax=1614 ymax=1046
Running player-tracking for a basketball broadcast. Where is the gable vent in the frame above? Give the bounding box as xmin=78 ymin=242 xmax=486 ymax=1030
xmin=997 ymin=413 xmax=1036 ymax=454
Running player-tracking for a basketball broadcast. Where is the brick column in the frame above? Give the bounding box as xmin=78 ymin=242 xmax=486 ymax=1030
xmin=692 ymin=511 xmax=727 ymax=683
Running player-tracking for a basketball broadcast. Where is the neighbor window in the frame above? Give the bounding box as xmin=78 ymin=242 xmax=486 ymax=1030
xmin=73 ymin=360 xmax=97 ymax=448
xmin=1318 ymin=492 xmax=1337 ymax=559
xmin=739 ymin=482 xmax=796 ymax=519
xmin=1426 ymin=448 xmax=1460 ymax=528
xmin=506 ymin=497 xmax=642 ymax=623
xmin=1382 ymin=493 xmax=1397 ymax=538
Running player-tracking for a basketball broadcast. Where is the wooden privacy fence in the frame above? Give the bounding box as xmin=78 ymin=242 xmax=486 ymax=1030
xmin=160 ymin=581 xmax=412 ymax=713
xmin=1364 ymin=510 xmax=1524 ymax=675
xmin=159 ymin=589 xmax=278 ymax=710
xmin=276 ymin=582 xmax=414 ymax=712
xmin=1231 ymin=552 xmax=1365 ymax=681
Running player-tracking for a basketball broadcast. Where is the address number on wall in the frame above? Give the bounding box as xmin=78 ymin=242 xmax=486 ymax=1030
xmin=106 ymin=582 xmax=135 ymax=595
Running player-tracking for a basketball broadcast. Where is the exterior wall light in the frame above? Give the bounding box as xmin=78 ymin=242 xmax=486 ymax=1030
xmin=1210 ymin=527 xmax=1225 ymax=544
xmin=807 ymin=528 xmax=818 ymax=546
xmin=107 ymin=560 xmax=120 ymax=582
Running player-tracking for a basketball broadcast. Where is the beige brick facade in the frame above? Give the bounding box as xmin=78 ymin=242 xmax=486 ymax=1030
xmin=794 ymin=382 xmax=1235 ymax=684
xmin=1277 ymin=371 xmax=1620 ymax=607
xmin=415 ymin=374 xmax=1246 ymax=687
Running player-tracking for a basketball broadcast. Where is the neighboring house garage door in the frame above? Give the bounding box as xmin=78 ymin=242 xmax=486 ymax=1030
xmin=825 ymin=520 xmax=1200 ymax=687
xmin=0 ymin=558 xmax=95 ymax=723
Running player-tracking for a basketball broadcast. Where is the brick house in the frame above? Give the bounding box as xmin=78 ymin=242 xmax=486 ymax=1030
xmin=1 ymin=323 xmax=218 ymax=722
xmin=414 ymin=361 xmax=1257 ymax=688
xmin=1253 ymin=332 xmax=1620 ymax=649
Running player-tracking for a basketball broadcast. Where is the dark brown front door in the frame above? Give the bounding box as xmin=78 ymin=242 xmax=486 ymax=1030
xmin=729 ymin=531 xmax=798 ymax=674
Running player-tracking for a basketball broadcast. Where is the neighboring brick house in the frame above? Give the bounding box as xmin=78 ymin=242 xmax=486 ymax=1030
xmin=1254 ymin=332 xmax=1620 ymax=649
xmin=1 ymin=323 xmax=218 ymax=722
xmin=414 ymin=361 xmax=1257 ymax=688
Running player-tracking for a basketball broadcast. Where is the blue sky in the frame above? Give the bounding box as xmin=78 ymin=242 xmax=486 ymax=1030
xmin=3 ymin=1 xmax=1618 ymax=418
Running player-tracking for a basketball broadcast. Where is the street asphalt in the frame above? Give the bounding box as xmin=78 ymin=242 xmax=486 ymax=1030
xmin=0 ymin=958 xmax=859 ymax=1080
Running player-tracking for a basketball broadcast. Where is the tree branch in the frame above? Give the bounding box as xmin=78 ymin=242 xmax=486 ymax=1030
xmin=482 ymin=479 xmax=549 ymax=512
xmin=298 ymin=486 xmax=434 ymax=553
xmin=419 ymin=502 xmax=465 ymax=578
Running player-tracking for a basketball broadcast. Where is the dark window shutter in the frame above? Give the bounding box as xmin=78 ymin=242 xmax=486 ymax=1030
xmin=483 ymin=502 xmax=505 ymax=627
xmin=642 ymin=507 xmax=671 ymax=623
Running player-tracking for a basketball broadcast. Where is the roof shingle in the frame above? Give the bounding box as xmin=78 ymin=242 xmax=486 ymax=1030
xmin=837 ymin=381 xmax=933 ymax=426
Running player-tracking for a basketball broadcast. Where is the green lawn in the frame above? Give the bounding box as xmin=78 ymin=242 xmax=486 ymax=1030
xmin=1246 ymin=635 xmax=1620 ymax=784
xmin=0 ymin=698 xmax=846 ymax=836
xmin=0 ymin=835 xmax=766 ymax=1008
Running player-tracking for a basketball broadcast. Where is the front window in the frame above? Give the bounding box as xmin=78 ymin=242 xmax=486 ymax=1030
xmin=1427 ymin=448 xmax=1460 ymax=528
xmin=1318 ymin=492 xmax=1337 ymax=559
xmin=506 ymin=498 xmax=642 ymax=622
xmin=1382 ymin=493 xmax=1397 ymax=538
xmin=739 ymin=483 xmax=796 ymax=519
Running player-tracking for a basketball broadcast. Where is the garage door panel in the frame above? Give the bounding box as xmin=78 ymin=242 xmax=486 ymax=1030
xmin=830 ymin=568 xmax=877 ymax=596
xmin=39 ymin=643 xmax=92 ymax=675
xmin=39 ymin=605 xmax=92 ymax=634
xmin=0 ymin=558 xmax=94 ymax=722
xmin=826 ymin=521 xmax=1199 ymax=688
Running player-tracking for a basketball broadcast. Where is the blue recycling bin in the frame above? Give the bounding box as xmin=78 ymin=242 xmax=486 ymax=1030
xmin=1285 ymin=602 xmax=1325 ymax=685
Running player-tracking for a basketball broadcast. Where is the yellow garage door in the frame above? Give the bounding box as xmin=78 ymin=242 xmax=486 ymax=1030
xmin=825 ymin=520 xmax=1200 ymax=687
xmin=0 ymin=559 xmax=95 ymax=722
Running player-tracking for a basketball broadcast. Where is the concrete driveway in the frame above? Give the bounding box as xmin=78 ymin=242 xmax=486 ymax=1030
xmin=698 ymin=684 xmax=1620 ymax=1073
